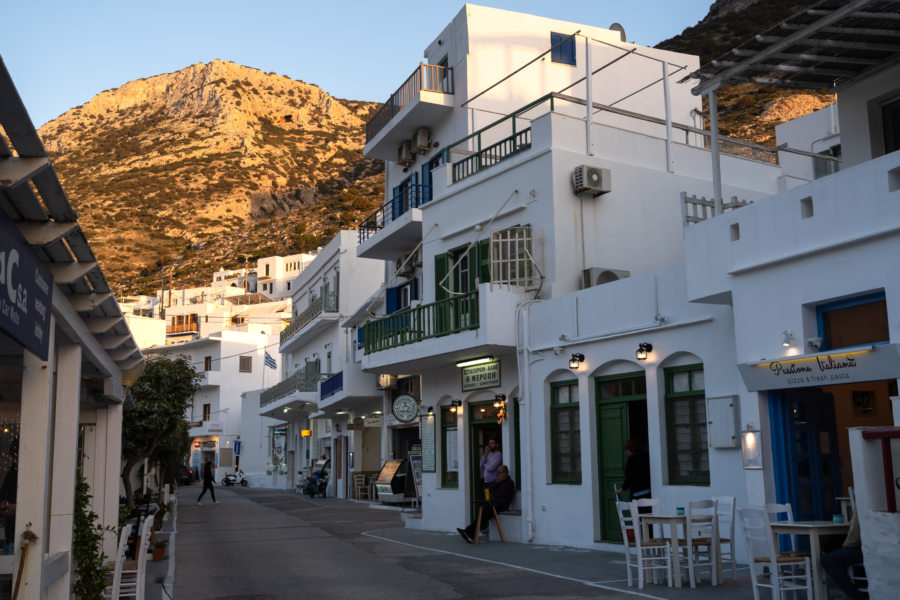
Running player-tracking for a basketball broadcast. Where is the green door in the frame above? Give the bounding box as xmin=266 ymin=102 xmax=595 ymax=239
xmin=598 ymin=402 xmax=628 ymax=541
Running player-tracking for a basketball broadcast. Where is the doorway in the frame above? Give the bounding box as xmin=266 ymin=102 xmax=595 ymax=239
xmin=596 ymin=372 xmax=649 ymax=542
xmin=468 ymin=401 xmax=502 ymax=512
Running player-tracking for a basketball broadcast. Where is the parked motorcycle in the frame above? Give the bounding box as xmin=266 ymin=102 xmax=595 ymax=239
xmin=302 ymin=458 xmax=329 ymax=497
xmin=222 ymin=469 xmax=248 ymax=487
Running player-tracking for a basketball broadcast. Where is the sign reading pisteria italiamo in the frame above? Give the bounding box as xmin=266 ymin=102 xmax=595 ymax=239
xmin=461 ymin=359 xmax=501 ymax=391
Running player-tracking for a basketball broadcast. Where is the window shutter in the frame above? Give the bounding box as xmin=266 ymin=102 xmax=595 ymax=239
xmin=386 ymin=286 xmax=400 ymax=314
xmin=477 ymin=238 xmax=491 ymax=284
xmin=410 ymin=277 xmax=419 ymax=301
xmin=357 ymin=326 xmax=365 ymax=346
xmin=466 ymin=245 xmax=478 ymax=291
xmin=434 ymin=253 xmax=449 ymax=301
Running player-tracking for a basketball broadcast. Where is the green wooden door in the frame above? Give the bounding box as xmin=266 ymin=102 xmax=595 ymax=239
xmin=598 ymin=402 xmax=628 ymax=542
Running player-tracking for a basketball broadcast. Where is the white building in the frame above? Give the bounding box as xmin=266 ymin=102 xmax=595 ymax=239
xmin=255 ymin=231 xmax=383 ymax=494
xmin=255 ymin=252 xmax=318 ymax=299
xmin=353 ymin=2 xmax=900 ymax=581
xmin=0 ymin=60 xmax=143 ymax=598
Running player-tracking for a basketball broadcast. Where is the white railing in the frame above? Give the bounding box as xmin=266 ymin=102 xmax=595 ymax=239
xmin=681 ymin=192 xmax=752 ymax=226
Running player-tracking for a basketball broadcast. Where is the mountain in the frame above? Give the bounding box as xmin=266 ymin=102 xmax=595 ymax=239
xmin=38 ymin=60 xmax=383 ymax=294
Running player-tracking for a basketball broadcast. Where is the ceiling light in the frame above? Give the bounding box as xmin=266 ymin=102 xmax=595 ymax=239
xmin=455 ymin=356 xmax=494 ymax=368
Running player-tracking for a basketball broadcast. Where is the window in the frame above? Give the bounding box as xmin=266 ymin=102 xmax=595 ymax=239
xmin=551 ymin=32 xmax=576 ymax=65
xmin=287 ymin=281 xmax=291 ymax=291
xmin=550 ymin=380 xmax=581 ymax=483
xmin=813 ymin=144 xmax=841 ymax=179
xmin=239 ymin=356 xmax=252 ymax=373
xmin=202 ymin=403 xmax=211 ymax=421
xmin=441 ymin=406 xmax=458 ymax=488
xmin=203 ymin=356 xmax=212 ymax=371
xmin=265 ymin=264 xmax=270 ymax=277
xmin=665 ymin=365 xmax=709 ymax=485
xmin=883 ymin=97 xmax=900 ymax=155
xmin=817 ymin=292 xmax=888 ymax=350
xmin=385 ymin=278 xmax=419 ymax=314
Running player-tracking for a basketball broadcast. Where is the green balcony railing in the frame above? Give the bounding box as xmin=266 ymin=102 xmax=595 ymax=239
xmin=260 ymin=368 xmax=331 ymax=408
xmin=364 ymin=291 xmax=479 ymax=354
xmin=280 ymin=292 xmax=338 ymax=345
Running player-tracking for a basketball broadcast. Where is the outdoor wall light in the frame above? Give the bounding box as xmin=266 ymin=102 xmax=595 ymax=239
xmin=427 ymin=406 xmax=434 ymax=415
xmin=781 ymin=330 xmax=793 ymax=347
xmin=449 ymin=399 xmax=463 ymax=413
xmin=569 ymin=353 xmax=585 ymax=369
xmin=455 ymin=356 xmax=494 ymax=368
xmin=635 ymin=343 xmax=653 ymax=361
xmin=741 ymin=424 xmax=763 ymax=470
xmin=493 ymin=393 xmax=507 ymax=408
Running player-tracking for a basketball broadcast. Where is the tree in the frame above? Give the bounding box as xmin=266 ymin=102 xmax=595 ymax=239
xmin=122 ymin=355 xmax=201 ymax=507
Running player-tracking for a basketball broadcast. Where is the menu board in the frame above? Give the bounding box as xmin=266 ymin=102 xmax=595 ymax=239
xmin=377 ymin=459 xmax=404 ymax=484
xmin=408 ymin=453 xmax=423 ymax=500
xmin=421 ymin=412 xmax=436 ymax=472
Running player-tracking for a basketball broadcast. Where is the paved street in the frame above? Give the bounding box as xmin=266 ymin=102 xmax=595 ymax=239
xmin=171 ymin=487 xmax=755 ymax=600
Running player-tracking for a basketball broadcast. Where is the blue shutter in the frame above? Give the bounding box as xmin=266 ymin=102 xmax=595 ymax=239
xmin=357 ymin=326 xmax=365 ymax=347
xmin=410 ymin=277 xmax=419 ymax=301
xmin=386 ymin=286 xmax=400 ymax=314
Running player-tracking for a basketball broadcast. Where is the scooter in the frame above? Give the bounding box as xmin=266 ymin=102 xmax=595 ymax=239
xmin=222 ymin=469 xmax=248 ymax=487
xmin=302 ymin=469 xmax=328 ymax=497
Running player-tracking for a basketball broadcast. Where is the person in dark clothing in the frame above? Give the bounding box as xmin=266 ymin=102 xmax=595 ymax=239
xmin=196 ymin=461 xmax=217 ymax=505
xmin=822 ymin=511 xmax=867 ymax=600
xmin=616 ymin=440 xmax=651 ymax=501
xmin=458 ymin=465 xmax=515 ymax=543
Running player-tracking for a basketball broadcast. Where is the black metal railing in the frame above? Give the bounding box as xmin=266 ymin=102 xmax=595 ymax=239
xmin=260 ymin=368 xmax=332 ymax=408
xmin=358 ymin=184 xmax=432 ymax=243
xmin=320 ymin=371 xmax=344 ymax=400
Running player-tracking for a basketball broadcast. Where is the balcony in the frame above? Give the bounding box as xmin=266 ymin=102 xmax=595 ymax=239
xmin=320 ymin=371 xmax=343 ymax=400
xmin=280 ymin=292 xmax=338 ymax=352
xmin=166 ymin=322 xmax=198 ymax=335
xmin=357 ymin=184 xmax=431 ymax=258
xmin=364 ymin=291 xmax=479 ymax=354
xmin=260 ymin=368 xmax=331 ymax=409
xmin=364 ymin=63 xmax=454 ymax=160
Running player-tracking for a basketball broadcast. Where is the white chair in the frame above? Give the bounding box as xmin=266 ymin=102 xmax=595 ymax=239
xmin=765 ymin=502 xmax=808 ymax=556
xmin=102 ymin=523 xmax=133 ymax=600
xmin=713 ymin=495 xmax=737 ymax=581
xmin=120 ymin=514 xmax=154 ymax=600
xmin=678 ymin=499 xmax=718 ymax=588
xmin=739 ymin=506 xmax=812 ymax=600
xmin=615 ymin=501 xmax=637 ymax=587
xmin=630 ymin=498 xmax=672 ymax=589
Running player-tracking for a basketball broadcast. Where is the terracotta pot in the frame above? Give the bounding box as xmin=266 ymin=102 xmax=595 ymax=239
xmin=153 ymin=547 xmax=166 ymax=561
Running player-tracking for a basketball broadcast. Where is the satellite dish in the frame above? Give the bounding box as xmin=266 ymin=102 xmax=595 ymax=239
xmin=609 ymin=22 xmax=626 ymax=42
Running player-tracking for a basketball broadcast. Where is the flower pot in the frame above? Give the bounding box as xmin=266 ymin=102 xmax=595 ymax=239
xmin=153 ymin=547 xmax=166 ymax=561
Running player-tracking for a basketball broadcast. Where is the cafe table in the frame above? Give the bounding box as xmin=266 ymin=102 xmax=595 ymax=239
xmin=768 ymin=520 xmax=849 ymax=600
xmin=638 ymin=513 xmax=722 ymax=588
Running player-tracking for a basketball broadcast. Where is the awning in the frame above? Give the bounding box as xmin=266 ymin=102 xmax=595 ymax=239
xmin=737 ymin=343 xmax=900 ymax=392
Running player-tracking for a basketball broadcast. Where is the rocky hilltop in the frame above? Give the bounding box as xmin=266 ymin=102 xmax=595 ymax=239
xmin=39 ymin=60 xmax=383 ymax=294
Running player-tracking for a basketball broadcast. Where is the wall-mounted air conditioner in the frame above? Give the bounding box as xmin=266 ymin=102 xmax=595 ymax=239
xmin=376 ymin=374 xmax=398 ymax=389
xmin=572 ymin=165 xmax=611 ymax=197
xmin=398 ymin=141 xmax=415 ymax=166
xmin=413 ymin=128 xmax=431 ymax=154
xmin=582 ymin=267 xmax=630 ymax=289
xmin=395 ymin=248 xmax=421 ymax=277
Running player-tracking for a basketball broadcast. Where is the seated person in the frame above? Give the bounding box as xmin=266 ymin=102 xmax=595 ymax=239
xmin=458 ymin=465 xmax=515 ymax=543
xmin=822 ymin=511 xmax=867 ymax=600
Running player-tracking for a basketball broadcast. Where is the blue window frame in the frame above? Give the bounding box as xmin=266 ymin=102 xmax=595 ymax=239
xmin=551 ymin=32 xmax=575 ymax=65
xmin=816 ymin=292 xmax=888 ymax=350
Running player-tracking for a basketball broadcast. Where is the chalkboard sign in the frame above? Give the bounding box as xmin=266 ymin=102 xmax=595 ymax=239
xmin=408 ymin=453 xmax=423 ymax=500
xmin=377 ymin=459 xmax=404 ymax=484
xmin=421 ymin=412 xmax=436 ymax=472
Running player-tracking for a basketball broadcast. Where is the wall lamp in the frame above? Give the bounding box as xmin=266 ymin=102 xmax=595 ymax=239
xmin=741 ymin=424 xmax=763 ymax=469
xmin=636 ymin=343 xmax=653 ymax=361
xmin=449 ymin=399 xmax=463 ymax=413
xmin=493 ymin=394 xmax=506 ymax=408
xmin=569 ymin=353 xmax=585 ymax=369
xmin=426 ymin=406 xmax=434 ymax=415
xmin=781 ymin=330 xmax=793 ymax=347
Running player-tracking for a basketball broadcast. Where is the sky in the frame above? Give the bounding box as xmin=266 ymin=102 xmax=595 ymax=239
xmin=1 ymin=1 xmax=713 ymax=127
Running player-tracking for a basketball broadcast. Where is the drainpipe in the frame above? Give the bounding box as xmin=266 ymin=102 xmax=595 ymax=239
xmin=662 ymin=61 xmax=673 ymax=173
xmin=516 ymin=300 xmax=541 ymax=542
xmin=584 ymin=35 xmax=594 ymax=156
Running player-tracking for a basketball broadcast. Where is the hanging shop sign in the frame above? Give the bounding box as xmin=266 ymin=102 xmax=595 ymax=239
xmin=0 ymin=212 xmax=53 ymax=360
xmin=461 ymin=359 xmax=501 ymax=391
xmin=737 ymin=344 xmax=900 ymax=392
xmin=392 ymin=394 xmax=420 ymax=423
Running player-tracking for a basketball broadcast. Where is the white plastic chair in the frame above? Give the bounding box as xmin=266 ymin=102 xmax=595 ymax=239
xmin=712 ymin=495 xmax=737 ymax=581
xmin=677 ymin=499 xmax=718 ymax=588
xmin=120 ymin=514 xmax=154 ymax=600
xmin=630 ymin=498 xmax=672 ymax=589
xmin=739 ymin=506 xmax=812 ymax=600
xmin=102 ymin=523 xmax=133 ymax=600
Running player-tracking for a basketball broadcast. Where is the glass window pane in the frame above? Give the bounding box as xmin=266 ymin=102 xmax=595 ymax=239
xmin=600 ymin=381 xmax=619 ymax=399
xmin=691 ymin=369 xmax=705 ymax=391
xmin=671 ymin=371 xmax=690 ymax=393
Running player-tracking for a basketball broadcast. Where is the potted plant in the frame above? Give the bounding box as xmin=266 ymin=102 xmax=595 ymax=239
xmin=152 ymin=539 xmax=168 ymax=561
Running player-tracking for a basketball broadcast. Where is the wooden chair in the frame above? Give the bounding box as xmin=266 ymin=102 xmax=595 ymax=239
xmin=615 ymin=501 xmax=637 ymax=587
xmin=120 ymin=514 xmax=154 ymax=600
xmin=352 ymin=472 xmax=368 ymax=500
xmin=739 ymin=507 xmax=811 ymax=600
xmin=102 ymin=523 xmax=133 ymax=600
xmin=678 ymin=499 xmax=718 ymax=588
xmin=765 ymin=502 xmax=808 ymax=556
xmin=630 ymin=498 xmax=672 ymax=589
xmin=712 ymin=495 xmax=737 ymax=581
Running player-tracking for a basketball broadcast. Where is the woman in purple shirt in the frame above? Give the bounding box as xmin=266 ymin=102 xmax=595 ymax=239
xmin=480 ymin=437 xmax=502 ymax=483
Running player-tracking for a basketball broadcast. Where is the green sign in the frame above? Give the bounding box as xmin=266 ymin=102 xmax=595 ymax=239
xmin=461 ymin=359 xmax=501 ymax=391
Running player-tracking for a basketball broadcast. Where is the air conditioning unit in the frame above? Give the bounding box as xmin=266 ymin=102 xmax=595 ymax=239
xmin=572 ymin=165 xmax=611 ymax=197
xmin=376 ymin=374 xmax=398 ymax=389
xmin=413 ymin=128 xmax=431 ymax=154
xmin=395 ymin=248 xmax=421 ymax=277
xmin=398 ymin=140 xmax=415 ymax=166
xmin=582 ymin=267 xmax=630 ymax=289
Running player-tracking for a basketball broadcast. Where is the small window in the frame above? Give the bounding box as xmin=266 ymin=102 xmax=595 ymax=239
xmin=441 ymin=406 xmax=458 ymax=488
xmin=818 ymin=292 xmax=889 ymax=350
xmin=883 ymin=97 xmax=900 ymax=155
xmin=550 ymin=380 xmax=581 ymax=483
xmin=665 ymin=365 xmax=709 ymax=485
xmin=239 ymin=356 xmax=252 ymax=373
xmin=287 ymin=281 xmax=291 ymax=291
xmin=551 ymin=32 xmax=576 ymax=65
xmin=202 ymin=403 xmax=211 ymax=421
xmin=203 ymin=356 xmax=212 ymax=371
xmin=813 ymin=144 xmax=841 ymax=179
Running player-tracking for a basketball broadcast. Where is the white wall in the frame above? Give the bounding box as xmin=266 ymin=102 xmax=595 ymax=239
xmin=836 ymin=62 xmax=900 ymax=168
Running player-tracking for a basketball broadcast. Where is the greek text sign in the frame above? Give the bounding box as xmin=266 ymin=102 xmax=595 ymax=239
xmin=461 ymin=359 xmax=501 ymax=391
xmin=0 ymin=212 xmax=53 ymax=360
xmin=737 ymin=345 xmax=900 ymax=392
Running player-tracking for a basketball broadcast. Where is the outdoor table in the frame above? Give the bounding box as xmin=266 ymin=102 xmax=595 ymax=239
xmin=639 ymin=513 xmax=722 ymax=588
xmin=768 ymin=520 xmax=849 ymax=600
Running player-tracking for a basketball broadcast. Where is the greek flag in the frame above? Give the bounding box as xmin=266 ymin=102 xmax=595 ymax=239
xmin=264 ymin=351 xmax=277 ymax=370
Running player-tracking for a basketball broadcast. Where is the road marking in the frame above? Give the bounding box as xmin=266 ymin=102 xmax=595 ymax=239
xmin=362 ymin=532 xmax=667 ymax=599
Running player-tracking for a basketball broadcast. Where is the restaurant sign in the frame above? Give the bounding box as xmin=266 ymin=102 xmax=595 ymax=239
xmin=461 ymin=359 xmax=501 ymax=391
xmin=737 ymin=344 xmax=900 ymax=392
xmin=0 ymin=212 xmax=53 ymax=360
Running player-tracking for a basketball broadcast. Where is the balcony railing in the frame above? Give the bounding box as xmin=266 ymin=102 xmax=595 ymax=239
xmin=452 ymin=129 xmax=531 ymax=182
xmin=260 ymin=368 xmax=332 ymax=408
xmin=280 ymin=292 xmax=338 ymax=345
xmin=366 ymin=63 xmax=453 ymax=143
xmin=358 ymin=184 xmax=432 ymax=243
xmin=166 ymin=322 xmax=198 ymax=334
xmin=364 ymin=291 xmax=479 ymax=354
xmin=320 ymin=371 xmax=344 ymax=400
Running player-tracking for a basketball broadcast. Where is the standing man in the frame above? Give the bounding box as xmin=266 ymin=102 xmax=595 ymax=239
xmin=197 ymin=461 xmax=217 ymax=505
xmin=480 ymin=437 xmax=502 ymax=486
xmin=616 ymin=440 xmax=650 ymax=501
xmin=458 ymin=465 xmax=515 ymax=543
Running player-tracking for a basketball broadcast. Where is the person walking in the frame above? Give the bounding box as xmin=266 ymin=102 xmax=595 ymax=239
xmin=197 ymin=461 xmax=217 ymax=505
